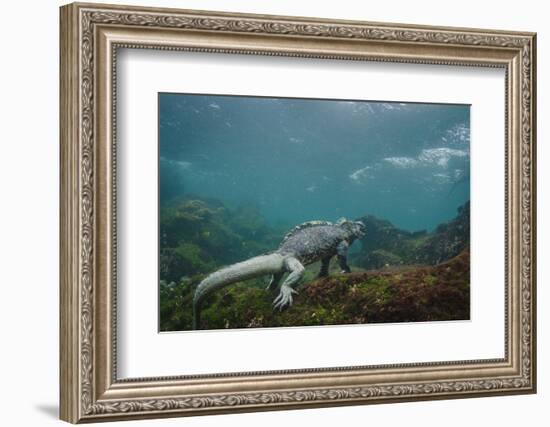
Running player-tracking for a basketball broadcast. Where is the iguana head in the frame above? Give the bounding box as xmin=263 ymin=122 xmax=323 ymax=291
xmin=336 ymin=218 xmax=366 ymax=240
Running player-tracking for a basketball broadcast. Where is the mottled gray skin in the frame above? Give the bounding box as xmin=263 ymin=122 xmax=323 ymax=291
xmin=266 ymin=219 xmax=366 ymax=309
xmin=193 ymin=219 xmax=366 ymax=329
xmin=279 ymin=221 xmax=362 ymax=269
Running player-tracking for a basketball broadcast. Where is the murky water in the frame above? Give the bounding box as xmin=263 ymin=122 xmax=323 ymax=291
xmin=159 ymin=93 xmax=469 ymax=232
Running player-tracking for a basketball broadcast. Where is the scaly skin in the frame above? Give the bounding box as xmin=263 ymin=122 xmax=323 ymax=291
xmin=193 ymin=218 xmax=366 ymax=329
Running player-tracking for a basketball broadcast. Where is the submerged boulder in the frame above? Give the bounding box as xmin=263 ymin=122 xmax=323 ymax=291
xmin=352 ymin=201 xmax=469 ymax=269
xmin=159 ymin=197 xmax=282 ymax=282
xmin=414 ymin=201 xmax=470 ymax=264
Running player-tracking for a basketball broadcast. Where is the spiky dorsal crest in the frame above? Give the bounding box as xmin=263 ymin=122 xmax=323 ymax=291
xmin=336 ymin=217 xmax=349 ymax=226
xmin=281 ymin=220 xmax=333 ymax=243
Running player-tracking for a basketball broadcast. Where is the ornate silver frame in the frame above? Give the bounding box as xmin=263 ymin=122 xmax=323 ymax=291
xmin=60 ymin=2 xmax=537 ymax=423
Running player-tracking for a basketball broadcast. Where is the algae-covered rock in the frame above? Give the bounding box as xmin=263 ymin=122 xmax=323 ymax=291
xmin=160 ymin=249 xmax=470 ymax=331
xmin=352 ymin=201 xmax=469 ymax=269
xmin=159 ymin=197 xmax=280 ymax=282
xmin=414 ymin=201 xmax=470 ymax=265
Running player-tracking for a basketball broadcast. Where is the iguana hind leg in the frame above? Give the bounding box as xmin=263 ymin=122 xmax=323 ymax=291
xmin=273 ymin=257 xmax=304 ymax=311
xmin=317 ymin=256 xmax=331 ymax=278
xmin=266 ymin=272 xmax=283 ymax=291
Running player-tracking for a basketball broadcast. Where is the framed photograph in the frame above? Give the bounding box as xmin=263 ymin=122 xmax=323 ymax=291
xmin=60 ymin=2 xmax=537 ymax=423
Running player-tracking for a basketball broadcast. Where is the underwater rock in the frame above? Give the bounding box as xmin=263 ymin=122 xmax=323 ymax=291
xmin=415 ymin=201 xmax=470 ymax=265
xmin=352 ymin=201 xmax=469 ymax=269
xmin=353 ymin=249 xmax=404 ymax=270
xmin=159 ymin=197 xmax=283 ymax=283
xmin=160 ymin=248 xmax=189 ymax=283
xmin=160 ymin=249 xmax=470 ymax=331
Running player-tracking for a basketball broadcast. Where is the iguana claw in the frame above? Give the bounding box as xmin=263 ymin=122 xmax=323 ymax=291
xmin=273 ymin=287 xmax=298 ymax=311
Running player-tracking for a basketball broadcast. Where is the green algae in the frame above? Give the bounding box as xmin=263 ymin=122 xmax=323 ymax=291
xmin=160 ymin=249 xmax=470 ymax=331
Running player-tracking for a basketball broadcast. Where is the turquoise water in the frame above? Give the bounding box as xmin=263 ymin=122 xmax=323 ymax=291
xmin=159 ymin=93 xmax=470 ymax=232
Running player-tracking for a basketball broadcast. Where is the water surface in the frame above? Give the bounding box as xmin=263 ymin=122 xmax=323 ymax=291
xmin=159 ymin=93 xmax=470 ymax=232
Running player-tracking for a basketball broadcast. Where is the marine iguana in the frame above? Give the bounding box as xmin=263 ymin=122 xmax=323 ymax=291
xmin=193 ymin=218 xmax=366 ymax=329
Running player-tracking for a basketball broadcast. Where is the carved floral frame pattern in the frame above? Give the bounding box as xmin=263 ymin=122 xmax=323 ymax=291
xmin=60 ymin=2 xmax=536 ymax=423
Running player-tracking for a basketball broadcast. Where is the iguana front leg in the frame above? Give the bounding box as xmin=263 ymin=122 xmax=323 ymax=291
xmin=273 ymin=256 xmax=304 ymax=311
xmin=337 ymin=240 xmax=351 ymax=273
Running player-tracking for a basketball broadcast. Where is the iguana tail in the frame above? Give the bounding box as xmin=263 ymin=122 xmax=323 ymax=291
xmin=193 ymin=253 xmax=285 ymax=329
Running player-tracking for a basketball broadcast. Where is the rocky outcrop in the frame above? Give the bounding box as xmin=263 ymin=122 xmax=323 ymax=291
xmin=352 ymin=201 xmax=469 ymax=269
xmin=159 ymin=198 xmax=284 ymax=282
